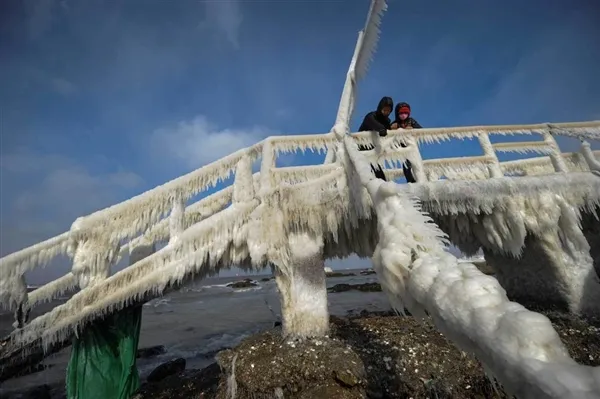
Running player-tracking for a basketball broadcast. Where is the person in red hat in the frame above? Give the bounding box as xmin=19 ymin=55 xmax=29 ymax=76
xmin=390 ymin=102 xmax=422 ymax=183
xmin=391 ymin=102 xmax=422 ymax=130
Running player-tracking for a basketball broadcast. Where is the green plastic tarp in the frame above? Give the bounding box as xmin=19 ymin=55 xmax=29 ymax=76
xmin=66 ymin=304 xmax=143 ymax=399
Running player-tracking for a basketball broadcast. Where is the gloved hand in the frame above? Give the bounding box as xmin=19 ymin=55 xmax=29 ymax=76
xmin=378 ymin=128 xmax=388 ymax=137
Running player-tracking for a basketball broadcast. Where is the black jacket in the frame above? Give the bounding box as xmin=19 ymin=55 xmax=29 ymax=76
xmin=357 ymin=97 xmax=394 ymax=181
xmin=358 ymin=96 xmax=393 ymax=134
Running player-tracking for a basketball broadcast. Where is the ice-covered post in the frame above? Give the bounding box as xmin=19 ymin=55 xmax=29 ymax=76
xmin=477 ymin=132 xmax=503 ymax=178
xmin=168 ymin=192 xmax=186 ymax=245
xmin=1 ymin=272 xmax=29 ymax=329
xmin=256 ymin=140 xmax=329 ymax=338
xmin=542 ymin=126 xmax=569 ymax=173
xmin=279 ymin=232 xmax=328 ymax=338
xmin=68 ymin=219 xmax=120 ymax=291
xmin=405 ymin=135 xmax=427 ymax=182
xmin=580 ymin=140 xmax=600 ymax=175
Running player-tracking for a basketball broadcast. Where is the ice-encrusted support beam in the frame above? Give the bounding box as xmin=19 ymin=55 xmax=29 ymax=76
xmin=252 ymin=139 xmax=328 ymax=339
xmin=0 ymin=254 xmax=28 ymax=330
xmin=168 ymin=193 xmax=186 ymax=245
xmin=405 ymin=135 xmax=427 ymax=182
xmin=542 ymin=129 xmax=569 ymax=173
xmin=233 ymin=155 xmax=255 ymax=203
xmin=477 ymin=132 xmax=503 ymax=178
xmin=274 ymin=232 xmax=329 ymax=339
xmin=330 ymin=30 xmax=364 ymax=139
xmin=258 ymin=139 xmax=276 ymax=198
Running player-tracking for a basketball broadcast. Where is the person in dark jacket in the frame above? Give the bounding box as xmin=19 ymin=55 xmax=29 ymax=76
xmin=357 ymin=96 xmax=394 ymax=181
xmin=391 ymin=102 xmax=422 ymax=183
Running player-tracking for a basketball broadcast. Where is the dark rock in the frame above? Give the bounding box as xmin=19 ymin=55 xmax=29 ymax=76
xmin=359 ymin=270 xmax=376 ymax=276
xmin=333 ymin=369 xmax=361 ymax=387
xmin=137 ymin=345 xmax=166 ymax=359
xmin=325 ymin=272 xmax=356 ymax=278
xmin=146 ymin=358 xmax=186 ymax=383
xmin=215 ymin=330 xmax=367 ymax=398
xmin=226 ymin=279 xmax=258 ymax=289
xmin=273 ymin=320 xmax=282 ymax=327
xmin=261 ymin=277 xmax=274 ymax=282
xmin=328 ymin=283 xmax=382 ymax=293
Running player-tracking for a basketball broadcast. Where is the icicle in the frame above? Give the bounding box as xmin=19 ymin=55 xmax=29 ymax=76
xmin=0 ymin=271 xmax=27 ymax=313
xmin=0 ymin=232 xmax=70 ymax=281
xmin=354 ymin=0 xmax=388 ymax=82
xmin=9 ymin=199 xmax=260 ymax=351
xmin=493 ymin=141 xmax=553 ymax=155
xmin=27 ymin=273 xmax=78 ymax=308
xmin=546 ymin=121 xmax=600 ymax=141
xmin=68 ymin=142 xmax=263 ymax=243
xmin=70 ymin=237 xmax=120 ymax=290
xmin=350 ymin=120 xmax=600 ymax=147
xmin=271 ymin=133 xmax=335 ymax=155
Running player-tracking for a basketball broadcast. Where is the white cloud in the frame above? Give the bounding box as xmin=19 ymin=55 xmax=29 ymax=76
xmin=151 ymin=115 xmax=274 ymax=169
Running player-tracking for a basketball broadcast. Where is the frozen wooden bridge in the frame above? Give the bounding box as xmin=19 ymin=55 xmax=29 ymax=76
xmin=2 ymin=0 xmax=600 ymax=398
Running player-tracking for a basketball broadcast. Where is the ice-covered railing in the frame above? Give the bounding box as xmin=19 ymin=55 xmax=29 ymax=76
xmin=350 ymin=120 xmax=600 ymax=182
xmin=0 ymin=121 xmax=600 ymax=316
xmin=2 ymin=123 xmax=600 ymax=317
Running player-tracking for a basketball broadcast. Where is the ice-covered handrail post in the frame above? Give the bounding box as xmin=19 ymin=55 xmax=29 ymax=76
xmin=250 ymin=137 xmax=329 ymax=339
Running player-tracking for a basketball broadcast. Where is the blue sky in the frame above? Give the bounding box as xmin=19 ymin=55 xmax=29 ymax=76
xmin=1 ymin=0 xmax=599 ymax=283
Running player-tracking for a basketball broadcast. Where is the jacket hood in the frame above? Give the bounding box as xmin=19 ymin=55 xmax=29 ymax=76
xmin=377 ymin=97 xmax=394 ymax=113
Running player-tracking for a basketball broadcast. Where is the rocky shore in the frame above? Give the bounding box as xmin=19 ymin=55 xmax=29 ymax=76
xmin=5 ymin=277 xmax=599 ymax=399
xmin=130 ymin=307 xmax=599 ymax=399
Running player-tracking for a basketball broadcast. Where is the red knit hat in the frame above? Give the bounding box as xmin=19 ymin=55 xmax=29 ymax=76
xmin=398 ymin=105 xmax=410 ymax=114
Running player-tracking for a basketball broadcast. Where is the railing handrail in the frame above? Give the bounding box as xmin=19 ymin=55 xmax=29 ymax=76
xmin=2 ymin=122 xmax=599 ymax=279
